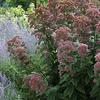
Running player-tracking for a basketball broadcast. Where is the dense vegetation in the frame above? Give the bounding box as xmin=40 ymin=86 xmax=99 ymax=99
xmin=0 ymin=0 xmax=100 ymax=100
xmin=0 ymin=0 xmax=48 ymax=9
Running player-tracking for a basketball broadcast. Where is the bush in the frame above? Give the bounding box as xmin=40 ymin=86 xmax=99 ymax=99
xmin=29 ymin=0 xmax=100 ymax=100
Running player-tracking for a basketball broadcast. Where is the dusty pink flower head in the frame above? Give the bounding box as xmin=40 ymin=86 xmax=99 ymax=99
xmin=24 ymin=72 xmax=46 ymax=95
xmin=77 ymin=43 xmax=88 ymax=57
xmin=67 ymin=56 xmax=74 ymax=62
xmin=57 ymin=40 xmax=75 ymax=63
xmin=96 ymin=41 xmax=100 ymax=45
xmin=7 ymin=36 xmax=23 ymax=47
xmin=73 ymin=15 xmax=91 ymax=34
xmin=95 ymin=53 xmax=100 ymax=62
xmin=94 ymin=62 xmax=100 ymax=69
xmin=53 ymin=27 xmax=71 ymax=43
xmin=56 ymin=13 xmax=65 ymax=21
xmin=86 ymin=7 xmax=100 ymax=23
xmin=96 ymin=21 xmax=100 ymax=33
xmin=56 ymin=0 xmax=75 ymax=13
xmin=58 ymin=0 xmax=75 ymax=8
xmin=85 ymin=3 xmax=97 ymax=9
xmin=96 ymin=49 xmax=100 ymax=54
xmin=94 ymin=62 xmax=100 ymax=76
xmin=13 ymin=47 xmax=25 ymax=55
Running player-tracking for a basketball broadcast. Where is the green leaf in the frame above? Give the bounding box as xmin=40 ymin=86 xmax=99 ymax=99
xmin=64 ymin=85 xmax=74 ymax=98
xmin=59 ymin=73 xmax=70 ymax=84
xmin=76 ymin=85 xmax=85 ymax=94
xmin=46 ymin=86 xmax=59 ymax=100
xmin=91 ymin=86 xmax=99 ymax=97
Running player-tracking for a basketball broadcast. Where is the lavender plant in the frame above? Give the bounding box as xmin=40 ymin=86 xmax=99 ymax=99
xmin=0 ymin=72 xmax=20 ymax=100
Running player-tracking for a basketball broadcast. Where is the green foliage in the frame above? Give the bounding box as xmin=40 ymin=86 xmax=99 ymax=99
xmin=0 ymin=6 xmax=29 ymax=28
xmin=1 ymin=0 xmax=48 ymax=9
xmin=4 ymin=84 xmax=22 ymax=100
xmin=0 ymin=51 xmax=47 ymax=99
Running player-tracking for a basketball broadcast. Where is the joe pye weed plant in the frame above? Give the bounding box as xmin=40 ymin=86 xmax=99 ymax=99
xmin=29 ymin=0 xmax=100 ymax=100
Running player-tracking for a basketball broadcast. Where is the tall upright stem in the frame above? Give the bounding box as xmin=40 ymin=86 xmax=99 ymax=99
xmin=34 ymin=0 xmax=37 ymax=8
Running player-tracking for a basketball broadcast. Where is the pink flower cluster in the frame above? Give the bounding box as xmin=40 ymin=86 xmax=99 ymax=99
xmin=96 ymin=21 xmax=100 ymax=33
xmin=73 ymin=15 xmax=91 ymax=41
xmin=53 ymin=27 xmax=71 ymax=43
xmin=48 ymin=0 xmax=76 ymax=21
xmin=36 ymin=6 xmax=54 ymax=26
xmin=24 ymin=72 xmax=46 ymax=95
xmin=95 ymin=53 xmax=100 ymax=62
xmin=56 ymin=13 xmax=65 ymax=21
xmin=58 ymin=0 xmax=75 ymax=9
xmin=7 ymin=36 xmax=25 ymax=55
xmin=77 ymin=43 xmax=88 ymax=57
xmin=96 ymin=49 xmax=100 ymax=54
xmin=57 ymin=40 xmax=75 ymax=63
xmin=7 ymin=36 xmax=24 ymax=47
xmin=94 ymin=53 xmax=100 ymax=76
xmin=86 ymin=6 xmax=100 ymax=23
xmin=85 ymin=2 xmax=97 ymax=9
xmin=7 ymin=36 xmax=30 ymax=65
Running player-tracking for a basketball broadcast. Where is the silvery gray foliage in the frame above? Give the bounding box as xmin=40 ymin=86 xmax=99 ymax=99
xmin=0 ymin=72 xmax=17 ymax=100
xmin=0 ymin=18 xmax=37 ymax=63
xmin=0 ymin=86 xmax=4 ymax=100
xmin=0 ymin=73 xmax=10 ymax=87
xmin=0 ymin=40 xmax=10 ymax=63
